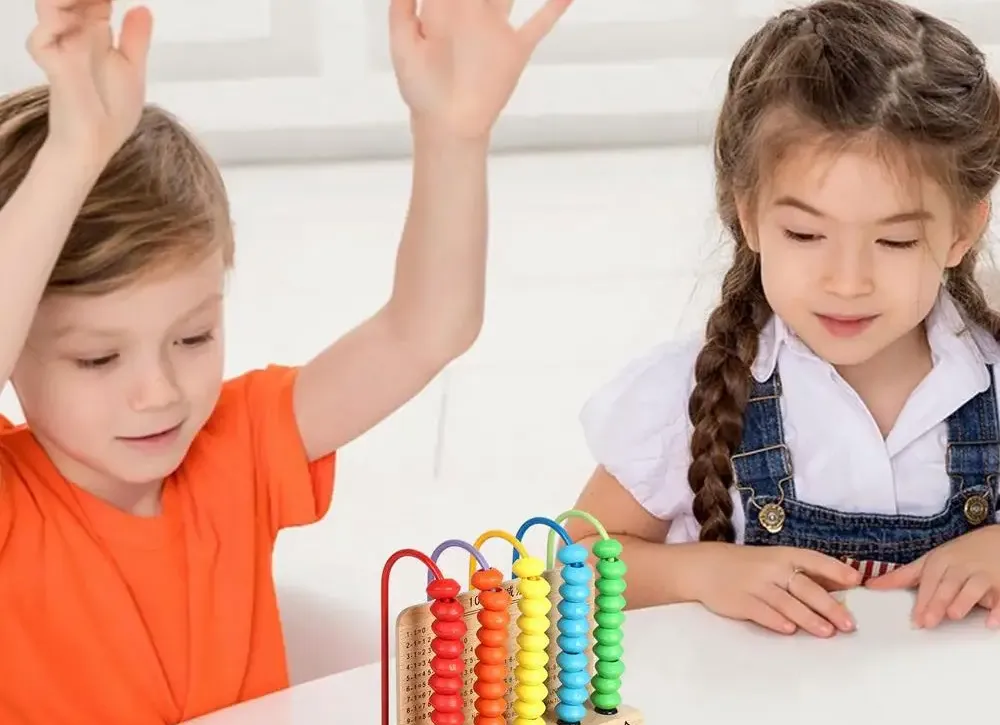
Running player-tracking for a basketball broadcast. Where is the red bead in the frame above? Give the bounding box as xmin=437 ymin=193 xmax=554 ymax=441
xmin=430 ymin=598 xmax=466 ymax=621
xmin=427 ymin=578 xmax=461 ymax=600
xmin=429 ymin=710 xmax=464 ymax=725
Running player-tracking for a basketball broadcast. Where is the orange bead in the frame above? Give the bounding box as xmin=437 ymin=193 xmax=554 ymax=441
xmin=473 ymin=677 xmax=508 ymax=701
xmin=471 ymin=568 xmax=504 ymax=591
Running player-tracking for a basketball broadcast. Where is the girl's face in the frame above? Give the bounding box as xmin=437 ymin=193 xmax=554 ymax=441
xmin=743 ymin=142 xmax=983 ymax=372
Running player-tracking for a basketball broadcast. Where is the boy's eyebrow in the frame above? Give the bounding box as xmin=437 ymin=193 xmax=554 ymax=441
xmin=772 ymin=195 xmax=934 ymax=224
xmin=49 ymin=292 xmax=223 ymax=340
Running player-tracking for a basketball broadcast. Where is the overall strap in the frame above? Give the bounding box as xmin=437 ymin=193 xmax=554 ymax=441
xmin=946 ymin=366 xmax=1000 ymax=524
xmin=730 ymin=371 xmax=794 ymax=500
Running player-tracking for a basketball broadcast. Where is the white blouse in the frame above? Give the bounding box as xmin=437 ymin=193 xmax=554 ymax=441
xmin=580 ymin=292 xmax=1000 ymax=544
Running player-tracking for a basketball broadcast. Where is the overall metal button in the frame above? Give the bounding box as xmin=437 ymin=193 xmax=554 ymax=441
xmin=758 ymin=502 xmax=786 ymax=534
xmin=964 ymin=494 xmax=989 ymax=526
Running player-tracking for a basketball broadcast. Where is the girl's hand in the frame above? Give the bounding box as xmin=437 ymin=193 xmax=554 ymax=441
xmin=690 ymin=543 xmax=862 ymax=637
xmin=866 ymin=525 xmax=1000 ymax=628
xmin=388 ymin=0 xmax=573 ymax=140
xmin=28 ymin=0 xmax=154 ymax=166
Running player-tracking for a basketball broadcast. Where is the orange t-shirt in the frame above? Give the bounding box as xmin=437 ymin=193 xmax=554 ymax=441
xmin=0 ymin=365 xmax=336 ymax=725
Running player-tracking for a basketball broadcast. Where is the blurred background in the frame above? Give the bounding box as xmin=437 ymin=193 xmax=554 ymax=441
xmin=1 ymin=0 xmax=998 ymax=684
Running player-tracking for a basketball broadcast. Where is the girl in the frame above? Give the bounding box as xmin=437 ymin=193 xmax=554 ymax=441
xmin=569 ymin=0 xmax=1000 ymax=640
xmin=0 ymin=1 xmax=571 ymax=724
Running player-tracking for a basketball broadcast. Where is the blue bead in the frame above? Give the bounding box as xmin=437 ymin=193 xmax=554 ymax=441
xmin=561 ymin=564 xmax=592 ymax=586
xmin=557 ymin=599 xmax=589 ymax=620
xmin=558 ymin=543 xmax=588 ymax=566
xmin=555 ymin=702 xmax=587 ymax=722
xmin=556 ymin=685 xmax=588 ymax=705
xmin=557 ymin=664 xmax=590 ymax=688
xmin=557 ymin=633 xmax=588 ymax=655
xmin=557 ymin=616 xmax=589 ymax=637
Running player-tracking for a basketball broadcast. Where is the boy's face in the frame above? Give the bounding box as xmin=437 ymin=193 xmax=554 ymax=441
xmin=10 ymin=252 xmax=226 ymax=507
xmin=744 ymin=143 xmax=981 ymax=370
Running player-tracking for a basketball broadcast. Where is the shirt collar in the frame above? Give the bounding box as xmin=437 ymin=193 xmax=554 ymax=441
xmin=750 ymin=289 xmax=1000 ymax=383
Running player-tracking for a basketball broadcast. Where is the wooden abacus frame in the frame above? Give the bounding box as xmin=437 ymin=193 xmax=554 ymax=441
xmin=381 ymin=512 xmax=645 ymax=725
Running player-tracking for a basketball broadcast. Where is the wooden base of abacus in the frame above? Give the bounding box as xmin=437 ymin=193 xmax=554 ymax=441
xmin=394 ymin=569 xmax=643 ymax=725
xmin=560 ymin=704 xmax=644 ymax=725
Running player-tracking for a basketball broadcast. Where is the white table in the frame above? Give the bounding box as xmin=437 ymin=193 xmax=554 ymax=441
xmin=188 ymin=588 xmax=999 ymax=724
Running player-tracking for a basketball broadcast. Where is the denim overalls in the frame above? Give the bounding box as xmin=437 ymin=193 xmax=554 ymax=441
xmin=731 ymin=368 xmax=1000 ymax=579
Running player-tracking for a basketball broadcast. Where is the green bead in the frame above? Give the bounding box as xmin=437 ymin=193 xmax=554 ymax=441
xmin=594 ymin=626 xmax=623 ymax=647
xmin=595 ymin=577 xmax=627 ymax=596
xmin=596 ymin=594 xmax=626 ymax=613
xmin=595 ymin=659 xmax=625 ymax=680
xmin=591 ymin=691 xmax=622 ymax=710
xmin=596 ymin=557 xmax=627 ymax=579
xmin=594 ymin=643 xmax=624 ymax=661
xmin=592 ymin=538 xmax=623 ymax=560
xmin=591 ymin=676 xmax=621 ymax=695
xmin=594 ymin=610 xmax=625 ymax=629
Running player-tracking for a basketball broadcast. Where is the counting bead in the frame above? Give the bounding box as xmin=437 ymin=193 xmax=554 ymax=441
xmin=471 ymin=568 xmax=511 ymax=725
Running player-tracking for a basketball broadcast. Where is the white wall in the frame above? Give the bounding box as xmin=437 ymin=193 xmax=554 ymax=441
xmin=3 ymin=0 xmax=1000 ymax=164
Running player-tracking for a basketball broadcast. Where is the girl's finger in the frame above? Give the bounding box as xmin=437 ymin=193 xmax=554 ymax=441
xmin=789 ymin=572 xmax=855 ymax=632
xmin=947 ymin=574 xmax=992 ymax=622
xmin=913 ymin=559 xmax=956 ymax=628
xmin=760 ymin=584 xmax=835 ymax=638
xmin=743 ymin=595 xmax=796 ymax=635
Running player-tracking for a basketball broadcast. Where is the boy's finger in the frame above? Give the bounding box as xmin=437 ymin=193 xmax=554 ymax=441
xmin=518 ymin=0 xmax=573 ymax=50
xmin=117 ymin=5 xmax=153 ymax=67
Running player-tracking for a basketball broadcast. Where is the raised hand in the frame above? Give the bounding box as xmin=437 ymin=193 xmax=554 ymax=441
xmin=27 ymin=0 xmax=154 ymax=165
xmin=690 ymin=543 xmax=862 ymax=637
xmin=388 ymin=0 xmax=573 ymax=140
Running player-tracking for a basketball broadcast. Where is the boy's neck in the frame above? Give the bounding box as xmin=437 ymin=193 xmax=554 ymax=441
xmin=33 ymin=433 xmax=165 ymax=516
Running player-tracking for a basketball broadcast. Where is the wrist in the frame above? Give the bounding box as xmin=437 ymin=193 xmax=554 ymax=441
xmin=33 ymin=141 xmax=109 ymax=191
xmin=410 ymin=115 xmax=491 ymax=157
xmin=672 ymin=542 xmax=730 ymax=603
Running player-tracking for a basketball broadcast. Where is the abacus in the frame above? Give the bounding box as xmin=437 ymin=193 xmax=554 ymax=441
xmin=380 ymin=510 xmax=644 ymax=725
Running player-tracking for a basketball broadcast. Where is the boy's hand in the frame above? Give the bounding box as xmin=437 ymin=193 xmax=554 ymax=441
xmin=867 ymin=525 xmax=1000 ymax=628
xmin=28 ymin=0 xmax=154 ymax=165
xmin=388 ymin=0 xmax=573 ymax=141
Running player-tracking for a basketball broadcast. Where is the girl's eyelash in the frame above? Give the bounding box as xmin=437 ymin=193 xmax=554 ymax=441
xmin=75 ymin=354 xmax=117 ymax=370
xmin=782 ymin=229 xmax=919 ymax=249
xmin=783 ymin=229 xmax=820 ymax=242
xmin=73 ymin=332 xmax=216 ymax=370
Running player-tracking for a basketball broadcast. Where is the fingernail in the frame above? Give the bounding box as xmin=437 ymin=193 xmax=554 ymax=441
xmin=843 ymin=617 xmax=855 ymax=631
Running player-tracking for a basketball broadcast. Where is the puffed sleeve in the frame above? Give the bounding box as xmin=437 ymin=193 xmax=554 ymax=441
xmin=580 ymin=340 xmax=701 ymax=521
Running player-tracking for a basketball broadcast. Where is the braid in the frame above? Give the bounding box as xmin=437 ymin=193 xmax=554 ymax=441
xmin=947 ymin=250 xmax=1000 ymax=340
xmin=687 ymin=241 xmax=772 ymax=543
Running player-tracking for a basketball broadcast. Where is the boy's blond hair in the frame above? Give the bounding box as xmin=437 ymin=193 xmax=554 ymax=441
xmin=0 ymin=85 xmax=234 ymax=296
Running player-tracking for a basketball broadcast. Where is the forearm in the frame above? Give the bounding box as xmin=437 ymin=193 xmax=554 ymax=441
xmin=0 ymin=145 xmax=100 ymax=384
xmin=577 ymin=533 xmax=712 ymax=610
xmin=384 ymin=122 xmax=489 ymax=361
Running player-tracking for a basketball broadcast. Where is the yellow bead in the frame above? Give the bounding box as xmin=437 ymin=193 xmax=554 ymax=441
xmin=515 ymin=682 xmax=548 ymax=703
xmin=513 ymin=555 xmax=545 ymax=579
xmin=518 ymin=577 xmax=551 ymax=600
xmin=516 ymin=630 xmax=548 ymax=651
xmin=513 ymin=698 xmax=546 ymax=720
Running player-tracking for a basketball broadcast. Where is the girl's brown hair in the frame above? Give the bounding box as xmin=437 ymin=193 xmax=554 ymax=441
xmin=0 ymin=85 xmax=234 ymax=296
xmin=690 ymin=0 xmax=1000 ymax=542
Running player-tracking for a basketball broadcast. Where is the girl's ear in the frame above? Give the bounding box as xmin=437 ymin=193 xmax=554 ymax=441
xmin=736 ymin=196 xmax=759 ymax=252
xmin=946 ymin=198 xmax=990 ymax=268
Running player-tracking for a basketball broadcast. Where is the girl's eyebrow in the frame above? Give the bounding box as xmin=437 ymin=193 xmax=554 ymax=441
xmin=772 ymin=195 xmax=934 ymax=224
